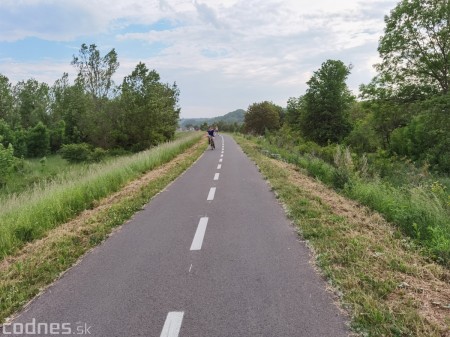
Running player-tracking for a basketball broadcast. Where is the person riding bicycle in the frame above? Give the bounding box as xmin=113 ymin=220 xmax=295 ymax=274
xmin=207 ymin=127 xmax=215 ymax=149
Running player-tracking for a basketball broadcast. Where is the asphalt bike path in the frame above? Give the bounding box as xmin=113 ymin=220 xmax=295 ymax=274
xmin=1 ymin=134 xmax=349 ymax=337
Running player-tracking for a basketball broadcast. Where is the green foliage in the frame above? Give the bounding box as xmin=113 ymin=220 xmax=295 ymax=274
xmin=71 ymin=43 xmax=119 ymax=100
xmin=59 ymin=143 xmax=92 ymax=163
xmin=285 ymin=96 xmax=305 ymax=128
xmin=49 ymin=120 xmax=66 ymax=152
xmin=12 ymin=128 xmax=27 ymax=158
xmin=0 ymin=75 xmax=14 ymax=125
xmin=14 ymin=79 xmax=51 ymax=129
xmin=333 ymin=145 xmax=354 ymax=189
xmin=59 ymin=143 xmax=107 ymax=163
xmin=345 ymin=117 xmax=381 ymax=154
xmin=244 ymin=101 xmax=281 ymax=135
xmin=0 ymin=119 xmax=15 ymax=148
xmin=0 ymin=142 xmax=14 ymax=186
xmin=302 ymin=60 xmax=354 ymax=145
xmin=246 ymin=131 xmax=450 ymax=266
xmin=389 ymin=95 xmax=450 ymax=173
xmin=0 ymin=132 xmax=201 ymax=258
xmin=119 ymin=62 xmax=180 ymax=151
xmin=377 ymin=0 xmax=450 ymax=97
xmin=27 ymin=122 xmax=50 ymax=157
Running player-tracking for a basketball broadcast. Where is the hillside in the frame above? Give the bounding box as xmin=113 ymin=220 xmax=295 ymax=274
xmin=180 ymin=109 xmax=245 ymax=128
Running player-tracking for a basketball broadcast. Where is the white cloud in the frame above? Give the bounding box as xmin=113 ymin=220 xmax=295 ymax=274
xmin=0 ymin=0 xmax=398 ymax=117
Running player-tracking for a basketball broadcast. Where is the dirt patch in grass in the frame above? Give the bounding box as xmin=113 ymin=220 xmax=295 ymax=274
xmin=0 ymin=140 xmax=204 ymax=273
xmin=271 ymin=158 xmax=450 ymax=334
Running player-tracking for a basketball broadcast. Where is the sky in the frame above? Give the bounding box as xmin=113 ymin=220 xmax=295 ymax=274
xmin=0 ymin=0 xmax=398 ymax=118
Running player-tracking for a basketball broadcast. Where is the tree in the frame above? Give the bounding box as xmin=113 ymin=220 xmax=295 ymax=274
xmin=244 ymin=101 xmax=281 ymax=135
xmin=51 ymin=75 xmax=91 ymax=144
xmin=27 ymin=122 xmax=50 ymax=157
xmin=0 ymin=75 xmax=16 ymax=126
xmin=0 ymin=141 xmax=14 ymax=186
xmin=13 ymin=79 xmax=51 ymax=129
xmin=285 ymin=96 xmax=306 ymax=128
xmin=119 ymin=63 xmax=180 ymax=151
xmin=302 ymin=60 xmax=353 ymax=145
xmin=376 ymin=0 xmax=450 ymax=99
xmin=71 ymin=44 xmax=119 ymax=100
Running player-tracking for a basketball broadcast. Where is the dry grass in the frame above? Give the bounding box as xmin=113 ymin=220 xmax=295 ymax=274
xmin=274 ymin=159 xmax=450 ymax=334
xmin=0 ymin=139 xmax=206 ymax=324
xmin=235 ymin=134 xmax=450 ymax=337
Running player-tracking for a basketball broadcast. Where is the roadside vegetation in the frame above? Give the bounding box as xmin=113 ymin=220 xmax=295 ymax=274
xmin=240 ymin=0 xmax=450 ymax=267
xmin=0 ymin=133 xmax=206 ymax=324
xmin=235 ymin=2 xmax=449 ymax=334
xmin=235 ymin=134 xmax=449 ymax=337
xmin=0 ymin=43 xmax=181 ymax=188
xmin=0 ymin=132 xmax=202 ymax=259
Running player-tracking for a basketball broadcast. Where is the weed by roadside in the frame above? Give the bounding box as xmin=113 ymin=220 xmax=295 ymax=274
xmin=234 ymin=134 xmax=450 ymax=337
xmin=0 ymin=137 xmax=207 ymax=324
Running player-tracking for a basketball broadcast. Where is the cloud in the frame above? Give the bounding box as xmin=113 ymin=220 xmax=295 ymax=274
xmin=0 ymin=0 xmax=399 ymax=117
xmin=0 ymin=1 xmax=105 ymax=42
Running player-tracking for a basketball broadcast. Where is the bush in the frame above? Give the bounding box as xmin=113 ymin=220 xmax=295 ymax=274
xmin=90 ymin=147 xmax=107 ymax=162
xmin=60 ymin=143 xmax=92 ymax=163
xmin=0 ymin=143 xmax=14 ymax=186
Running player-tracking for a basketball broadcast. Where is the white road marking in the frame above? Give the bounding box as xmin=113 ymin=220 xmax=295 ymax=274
xmin=160 ymin=312 xmax=184 ymax=337
xmin=217 ymin=164 xmax=222 ymax=169
xmin=214 ymin=173 xmax=220 ymax=180
xmin=189 ymin=264 xmax=193 ymax=273
xmin=190 ymin=217 xmax=209 ymax=250
xmin=219 ymin=158 xmax=223 ymax=162
xmin=207 ymin=187 xmax=216 ymax=200
xmin=220 ymin=154 xmax=223 ymax=158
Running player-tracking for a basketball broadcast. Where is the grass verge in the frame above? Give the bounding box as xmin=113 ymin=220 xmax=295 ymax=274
xmin=0 ymin=132 xmax=202 ymax=259
xmin=234 ymin=134 xmax=450 ymax=337
xmin=0 ymin=136 xmax=207 ymax=324
xmin=250 ymin=135 xmax=450 ymax=266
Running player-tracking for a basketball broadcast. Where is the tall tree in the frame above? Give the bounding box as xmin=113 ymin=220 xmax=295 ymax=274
xmin=376 ymin=0 xmax=450 ymax=99
xmin=244 ymin=101 xmax=281 ymax=135
xmin=71 ymin=43 xmax=119 ymax=100
xmin=13 ymin=79 xmax=51 ymax=129
xmin=0 ymin=75 xmax=15 ymax=126
xmin=302 ymin=60 xmax=353 ymax=145
xmin=51 ymin=73 xmax=90 ymax=144
xmin=27 ymin=121 xmax=50 ymax=157
xmin=119 ymin=63 xmax=180 ymax=151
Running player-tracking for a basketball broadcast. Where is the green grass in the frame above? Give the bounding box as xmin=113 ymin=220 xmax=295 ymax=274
xmin=246 ymin=134 xmax=450 ymax=266
xmin=0 ymin=135 xmax=207 ymax=324
xmin=0 ymin=132 xmax=202 ymax=259
xmin=234 ymin=134 xmax=448 ymax=337
xmin=0 ymin=155 xmax=73 ymax=197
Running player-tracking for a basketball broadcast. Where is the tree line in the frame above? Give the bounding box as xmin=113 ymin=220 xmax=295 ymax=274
xmin=243 ymin=0 xmax=450 ymax=174
xmin=0 ymin=43 xmax=180 ymax=161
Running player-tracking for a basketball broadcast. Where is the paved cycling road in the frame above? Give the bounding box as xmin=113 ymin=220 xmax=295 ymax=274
xmin=1 ymin=134 xmax=349 ymax=337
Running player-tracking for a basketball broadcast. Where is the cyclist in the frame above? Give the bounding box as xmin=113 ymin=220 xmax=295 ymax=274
xmin=207 ymin=127 xmax=215 ymax=149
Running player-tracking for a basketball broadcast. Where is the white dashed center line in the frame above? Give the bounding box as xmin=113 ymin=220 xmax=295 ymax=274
xmin=207 ymin=187 xmax=216 ymax=200
xmin=214 ymin=173 xmax=220 ymax=180
xmin=217 ymin=164 xmax=222 ymax=169
xmin=160 ymin=312 xmax=184 ymax=337
xmin=190 ymin=217 xmax=209 ymax=251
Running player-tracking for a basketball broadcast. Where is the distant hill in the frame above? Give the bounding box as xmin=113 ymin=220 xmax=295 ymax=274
xmin=180 ymin=109 xmax=245 ymax=128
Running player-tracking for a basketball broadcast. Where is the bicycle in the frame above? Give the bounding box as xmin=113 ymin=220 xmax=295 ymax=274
xmin=208 ymin=135 xmax=215 ymax=150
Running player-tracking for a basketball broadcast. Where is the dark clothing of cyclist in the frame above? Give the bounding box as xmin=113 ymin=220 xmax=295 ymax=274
xmin=207 ymin=129 xmax=215 ymax=137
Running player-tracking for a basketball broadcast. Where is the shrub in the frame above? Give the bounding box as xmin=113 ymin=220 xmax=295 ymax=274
xmin=60 ymin=143 xmax=92 ymax=163
xmin=0 ymin=142 xmax=14 ymax=186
